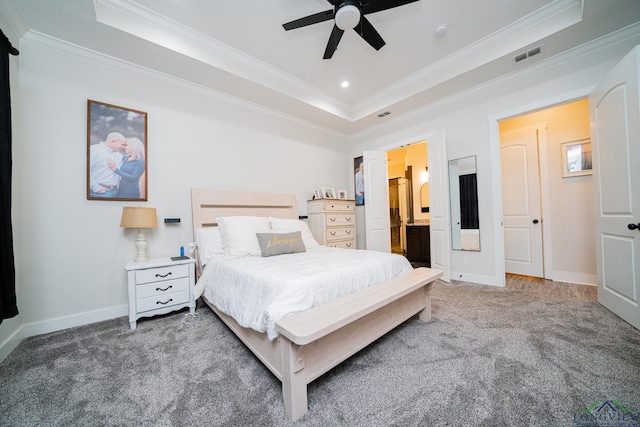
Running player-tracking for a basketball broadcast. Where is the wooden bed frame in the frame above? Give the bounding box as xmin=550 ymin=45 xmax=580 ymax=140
xmin=191 ymin=188 xmax=443 ymax=421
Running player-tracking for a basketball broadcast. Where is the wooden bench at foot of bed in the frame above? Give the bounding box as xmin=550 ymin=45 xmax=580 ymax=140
xmin=276 ymin=266 xmax=442 ymax=420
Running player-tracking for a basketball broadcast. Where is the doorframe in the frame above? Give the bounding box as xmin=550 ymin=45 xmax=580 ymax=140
xmin=487 ymin=87 xmax=593 ymax=286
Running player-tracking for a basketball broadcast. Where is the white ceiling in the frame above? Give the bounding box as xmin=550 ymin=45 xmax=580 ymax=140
xmin=3 ymin=0 xmax=639 ymax=135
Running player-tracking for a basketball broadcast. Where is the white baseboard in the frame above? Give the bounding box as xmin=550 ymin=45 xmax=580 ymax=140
xmin=0 ymin=304 xmax=128 ymax=363
xmin=23 ymin=304 xmax=129 ymax=337
xmin=548 ymin=270 xmax=597 ymax=286
xmin=450 ymin=271 xmax=503 ymax=287
xmin=0 ymin=323 xmax=26 ymax=363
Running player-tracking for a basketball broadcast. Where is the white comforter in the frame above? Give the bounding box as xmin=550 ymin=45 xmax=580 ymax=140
xmin=193 ymin=247 xmax=412 ymax=340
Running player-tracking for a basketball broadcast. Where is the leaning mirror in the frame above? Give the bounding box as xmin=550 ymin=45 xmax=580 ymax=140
xmin=449 ymin=156 xmax=480 ymax=251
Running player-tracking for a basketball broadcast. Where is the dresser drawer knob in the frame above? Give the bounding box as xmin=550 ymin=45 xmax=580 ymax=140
xmin=156 ymin=299 xmax=173 ymax=305
xmin=346 ymin=230 xmax=351 ymax=234
xmin=330 ymin=231 xmax=336 ymax=235
xmin=329 ymin=217 xmax=336 ymax=221
xmin=345 ymin=217 xmax=351 ymax=221
xmin=346 ymin=243 xmax=352 ymax=247
xmin=155 ymin=272 xmax=172 ymax=278
xmin=156 ymin=285 xmax=173 ymax=292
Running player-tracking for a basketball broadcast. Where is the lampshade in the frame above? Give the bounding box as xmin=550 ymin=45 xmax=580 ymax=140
xmin=120 ymin=207 xmax=158 ymax=229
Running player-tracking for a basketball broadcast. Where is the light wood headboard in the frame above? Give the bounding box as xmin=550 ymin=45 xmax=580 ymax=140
xmin=191 ymin=188 xmax=299 ymax=230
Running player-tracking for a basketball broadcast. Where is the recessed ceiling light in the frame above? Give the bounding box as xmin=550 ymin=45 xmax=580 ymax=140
xmin=341 ymin=81 xmax=350 ymax=88
xmin=435 ymin=24 xmax=448 ymax=38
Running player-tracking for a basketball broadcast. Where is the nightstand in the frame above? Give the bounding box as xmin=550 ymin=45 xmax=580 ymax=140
xmin=125 ymin=257 xmax=196 ymax=329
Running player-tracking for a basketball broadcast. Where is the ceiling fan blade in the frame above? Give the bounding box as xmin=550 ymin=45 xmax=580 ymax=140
xmin=356 ymin=16 xmax=385 ymax=51
xmin=283 ymin=9 xmax=335 ymax=31
xmin=323 ymin=24 xmax=345 ymax=59
xmin=361 ymin=0 xmax=420 ymax=15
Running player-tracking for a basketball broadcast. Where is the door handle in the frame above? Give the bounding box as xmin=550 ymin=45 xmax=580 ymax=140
xmin=629 ymin=223 xmax=640 ymax=230
xmin=532 ymin=219 xmax=539 ymax=224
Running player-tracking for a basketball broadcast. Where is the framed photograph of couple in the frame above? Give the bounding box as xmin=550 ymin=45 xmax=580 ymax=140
xmin=87 ymin=100 xmax=148 ymax=201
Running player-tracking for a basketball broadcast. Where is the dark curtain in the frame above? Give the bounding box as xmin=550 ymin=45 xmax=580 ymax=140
xmin=0 ymin=29 xmax=19 ymax=324
xmin=459 ymin=173 xmax=479 ymax=230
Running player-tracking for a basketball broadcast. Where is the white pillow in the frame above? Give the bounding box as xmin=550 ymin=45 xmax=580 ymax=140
xmin=269 ymin=217 xmax=320 ymax=250
xmin=216 ymin=216 xmax=271 ymax=258
xmin=195 ymin=227 xmax=224 ymax=265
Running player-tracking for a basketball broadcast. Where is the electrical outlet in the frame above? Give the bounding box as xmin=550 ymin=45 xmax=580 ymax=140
xmin=463 ymin=256 xmax=470 ymax=265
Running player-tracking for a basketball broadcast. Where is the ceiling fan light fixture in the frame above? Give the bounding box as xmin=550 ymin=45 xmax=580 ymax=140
xmin=335 ymin=5 xmax=361 ymax=30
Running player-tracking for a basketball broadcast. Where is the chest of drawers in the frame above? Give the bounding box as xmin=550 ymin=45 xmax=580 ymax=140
xmin=125 ymin=257 xmax=196 ymax=329
xmin=307 ymin=199 xmax=356 ymax=249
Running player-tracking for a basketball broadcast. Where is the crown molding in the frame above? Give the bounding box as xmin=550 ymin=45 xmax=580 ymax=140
xmin=351 ymin=20 xmax=640 ymax=141
xmin=351 ymin=0 xmax=584 ymax=121
xmin=94 ymin=0 xmax=354 ymax=120
xmin=21 ymin=31 xmax=350 ymax=142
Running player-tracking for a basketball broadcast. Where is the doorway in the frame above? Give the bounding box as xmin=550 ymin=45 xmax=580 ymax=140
xmin=498 ymin=98 xmax=596 ymax=284
xmin=386 ymin=142 xmax=429 ymax=255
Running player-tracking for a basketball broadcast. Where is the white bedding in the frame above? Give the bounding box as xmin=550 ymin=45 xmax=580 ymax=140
xmin=193 ymin=247 xmax=413 ymax=340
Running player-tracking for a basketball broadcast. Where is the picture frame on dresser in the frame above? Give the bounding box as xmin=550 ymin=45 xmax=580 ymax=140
xmin=313 ymin=189 xmax=322 ymax=199
xmin=337 ymin=189 xmax=348 ymax=199
xmin=321 ymin=187 xmax=336 ymax=199
xmin=87 ymin=99 xmax=148 ymax=201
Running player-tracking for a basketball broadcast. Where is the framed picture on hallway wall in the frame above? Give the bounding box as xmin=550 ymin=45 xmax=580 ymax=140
xmin=87 ymin=100 xmax=148 ymax=201
xmin=354 ymin=156 xmax=364 ymax=205
xmin=561 ymin=139 xmax=592 ymax=178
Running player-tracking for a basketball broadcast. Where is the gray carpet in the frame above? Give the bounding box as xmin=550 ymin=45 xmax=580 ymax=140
xmin=1 ymin=281 xmax=639 ymax=427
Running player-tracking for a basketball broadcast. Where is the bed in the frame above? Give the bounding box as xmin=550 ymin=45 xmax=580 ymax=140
xmin=191 ymin=188 xmax=443 ymax=421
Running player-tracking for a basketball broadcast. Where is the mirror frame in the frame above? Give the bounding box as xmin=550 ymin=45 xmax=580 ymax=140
xmin=449 ymin=156 xmax=480 ymax=251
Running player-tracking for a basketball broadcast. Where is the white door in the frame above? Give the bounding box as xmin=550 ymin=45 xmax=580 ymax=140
xmin=589 ymin=45 xmax=640 ymax=330
xmin=363 ymin=150 xmax=391 ymax=252
xmin=427 ymin=130 xmax=451 ymax=282
xmin=500 ymin=125 xmax=544 ymax=277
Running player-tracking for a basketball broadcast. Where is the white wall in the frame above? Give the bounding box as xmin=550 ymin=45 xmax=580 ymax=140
xmin=350 ymin=36 xmax=640 ymax=285
xmin=3 ymin=35 xmax=350 ymax=348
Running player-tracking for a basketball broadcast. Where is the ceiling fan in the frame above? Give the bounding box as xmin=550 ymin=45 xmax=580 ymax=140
xmin=283 ymin=0 xmax=419 ymax=59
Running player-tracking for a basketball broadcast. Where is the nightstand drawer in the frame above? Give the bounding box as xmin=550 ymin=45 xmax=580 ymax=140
xmin=135 ymin=264 xmax=189 ymax=284
xmin=135 ymin=277 xmax=190 ymax=299
xmin=137 ymin=290 xmax=190 ymax=313
xmin=325 ymin=214 xmax=354 ymax=226
xmin=326 ymin=227 xmax=354 ymax=240
xmin=327 ymin=239 xmax=355 ymax=249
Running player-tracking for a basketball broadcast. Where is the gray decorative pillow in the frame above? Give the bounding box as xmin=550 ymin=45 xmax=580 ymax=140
xmin=256 ymin=231 xmax=306 ymax=257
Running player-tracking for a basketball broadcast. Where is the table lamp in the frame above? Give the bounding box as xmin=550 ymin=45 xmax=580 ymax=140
xmin=120 ymin=206 xmax=158 ymax=262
